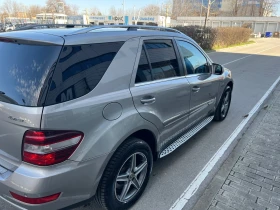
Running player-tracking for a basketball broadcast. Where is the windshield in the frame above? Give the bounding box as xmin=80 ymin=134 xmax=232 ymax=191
xmin=0 ymin=41 xmax=61 ymax=106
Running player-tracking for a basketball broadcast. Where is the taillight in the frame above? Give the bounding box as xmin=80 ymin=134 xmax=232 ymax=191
xmin=10 ymin=191 xmax=60 ymax=204
xmin=22 ymin=130 xmax=84 ymax=166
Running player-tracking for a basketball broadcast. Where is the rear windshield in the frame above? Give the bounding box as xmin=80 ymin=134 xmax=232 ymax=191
xmin=0 ymin=41 xmax=61 ymax=106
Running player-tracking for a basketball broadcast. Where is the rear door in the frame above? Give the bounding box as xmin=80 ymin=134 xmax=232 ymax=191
xmin=0 ymin=37 xmax=62 ymax=170
xmin=175 ymin=39 xmax=220 ymax=124
xmin=130 ymin=37 xmax=191 ymax=148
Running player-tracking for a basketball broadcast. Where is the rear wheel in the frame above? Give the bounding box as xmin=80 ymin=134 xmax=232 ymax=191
xmin=214 ymin=86 xmax=232 ymax=121
xmin=96 ymin=138 xmax=153 ymax=210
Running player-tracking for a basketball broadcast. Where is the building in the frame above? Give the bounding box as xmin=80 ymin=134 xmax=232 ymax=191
xmin=172 ymin=0 xmax=222 ymax=17
xmin=173 ymin=0 xmax=271 ymax=17
xmin=173 ymin=16 xmax=280 ymax=33
xmin=36 ymin=13 xmax=67 ymax=24
xmin=67 ymin=15 xmax=171 ymax=27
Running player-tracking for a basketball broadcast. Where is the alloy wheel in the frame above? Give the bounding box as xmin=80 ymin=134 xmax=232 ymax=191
xmin=221 ymin=91 xmax=230 ymax=118
xmin=115 ymin=152 xmax=148 ymax=203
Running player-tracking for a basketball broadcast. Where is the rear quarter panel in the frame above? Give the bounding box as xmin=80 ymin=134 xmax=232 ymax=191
xmin=41 ymin=37 xmax=159 ymax=162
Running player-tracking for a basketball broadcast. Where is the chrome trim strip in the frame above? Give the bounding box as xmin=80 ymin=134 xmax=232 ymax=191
xmin=160 ymin=116 xmax=214 ymax=158
xmin=134 ymin=76 xmax=187 ymax=87
xmin=163 ymin=110 xmax=189 ymax=127
xmin=189 ymin=98 xmax=216 ymax=116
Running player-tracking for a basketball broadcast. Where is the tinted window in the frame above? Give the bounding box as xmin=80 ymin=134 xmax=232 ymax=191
xmin=177 ymin=41 xmax=209 ymax=74
xmin=135 ymin=47 xmax=152 ymax=83
xmin=144 ymin=40 xmax=182 ymax=81
xmin=0 ymin=41 xmax=61 ymax=106
xmin=45 ymin=42 xmax=124 ymax=105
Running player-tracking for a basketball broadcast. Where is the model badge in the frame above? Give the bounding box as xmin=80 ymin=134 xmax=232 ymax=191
xmin=8 ymin=116 xmax=25 ymax=123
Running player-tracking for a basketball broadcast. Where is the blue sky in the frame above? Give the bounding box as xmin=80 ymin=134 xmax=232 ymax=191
xmin=0 ymin=0 xmax=279 ymax=16
xmin=0 ymin=0 xmax=164 ymax=14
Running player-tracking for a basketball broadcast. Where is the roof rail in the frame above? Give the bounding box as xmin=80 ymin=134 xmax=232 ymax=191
xmin=73 ymin=25 xmax=184 ymax=35
xmin=15 ymin=24 xmax=90 ymax=31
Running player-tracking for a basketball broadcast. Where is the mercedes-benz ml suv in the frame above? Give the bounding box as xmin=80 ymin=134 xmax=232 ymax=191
xmin=0 ymin=26 xmax=233 ymax=210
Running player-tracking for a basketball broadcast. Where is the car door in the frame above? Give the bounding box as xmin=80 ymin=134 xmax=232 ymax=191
xmin=130 ymin=37 xmax=191 ymax=148
xmin=175 ymin=39 xmax=220 ymax=125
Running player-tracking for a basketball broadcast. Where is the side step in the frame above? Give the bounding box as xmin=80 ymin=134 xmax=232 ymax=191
xmin=160 ymin=116 xmax=214 ymax=158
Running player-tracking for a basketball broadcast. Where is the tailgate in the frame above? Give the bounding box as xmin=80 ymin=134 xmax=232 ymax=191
xmin=0 ymin=32 xmax=63 ymax=171
xmin=0 ymin=102 xmax=42 ymax=170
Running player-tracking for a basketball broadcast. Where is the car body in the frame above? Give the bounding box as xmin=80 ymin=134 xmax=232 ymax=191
xmin=4 ymin=24 xmax=15 ymax=32
xmin=0 ymin=24 xmax=4 ymax=32
xmin=0 ymin=26 xmax=233 ymax=210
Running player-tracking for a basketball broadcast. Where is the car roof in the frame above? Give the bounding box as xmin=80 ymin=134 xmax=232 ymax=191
xmin=0 ymin=26 xmax=192 ymax=46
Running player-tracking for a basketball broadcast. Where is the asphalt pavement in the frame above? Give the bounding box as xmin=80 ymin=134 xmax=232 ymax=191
xmin=130 ymin=38 xmax=280 ymax=210
xmin=193 ymin=83 xmax=280 ymax=210
xmin=1 ymin=39 xmax=280 ymax=210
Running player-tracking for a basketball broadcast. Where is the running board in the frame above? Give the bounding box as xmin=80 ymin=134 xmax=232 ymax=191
xmin=160 ymin=116 xmax=214 ymax=158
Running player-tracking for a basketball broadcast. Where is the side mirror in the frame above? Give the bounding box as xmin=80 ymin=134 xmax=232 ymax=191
xmin=213 ymin=63 xmax=223 ymax=75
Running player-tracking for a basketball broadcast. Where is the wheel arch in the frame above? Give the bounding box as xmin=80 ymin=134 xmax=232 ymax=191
xmin=128 ymin=129 xmax=158 ymax=161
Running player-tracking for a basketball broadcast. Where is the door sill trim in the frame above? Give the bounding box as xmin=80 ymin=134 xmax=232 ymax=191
xmin=159 ymin=116 xmax=214 ymax=158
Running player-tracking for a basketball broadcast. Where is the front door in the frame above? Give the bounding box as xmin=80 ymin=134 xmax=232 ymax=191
xmin=130 ymin=38 xmax=191 ymax=148
xmin=175 ymin=39 xmax=219 ymax=125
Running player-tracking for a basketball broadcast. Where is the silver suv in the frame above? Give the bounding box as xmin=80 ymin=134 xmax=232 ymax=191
xmin=0 ymin=26 xmax=233 ymax=210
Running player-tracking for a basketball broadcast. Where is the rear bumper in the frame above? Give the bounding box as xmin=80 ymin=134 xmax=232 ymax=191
xmin=0 ymin=155 xmax=108 ymax=210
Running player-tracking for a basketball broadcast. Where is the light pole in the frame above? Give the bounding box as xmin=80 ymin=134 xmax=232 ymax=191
xmin=122 ymin=0 xmax=125 ymax=25
xmin=200 ymin=0 xmax=203 ymax=26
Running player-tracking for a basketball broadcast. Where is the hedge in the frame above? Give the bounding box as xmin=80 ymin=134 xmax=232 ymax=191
xmin=172 ymin=26 xmax=252 ymax=50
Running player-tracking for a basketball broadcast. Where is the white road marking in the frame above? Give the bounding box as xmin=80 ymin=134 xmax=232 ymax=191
xmin=222 ymin=45 xmax=280 ymax=66
xmin=170 ymin=75 xmax=280 ymax=210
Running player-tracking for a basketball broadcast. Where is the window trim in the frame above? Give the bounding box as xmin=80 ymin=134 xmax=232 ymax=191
xmin=133 ymin=37 xmax=185 ymax=86
xmin=135 ymin=75 xmax=187 ymax=87
xmin=175 ymin=38 xmax=213 ymax=76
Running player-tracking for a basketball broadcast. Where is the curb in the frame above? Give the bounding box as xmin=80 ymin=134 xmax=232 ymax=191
xmin=172 ymin=78 xmax=280 ymax=210
xmin=189 ymin=81 xmax=280 ymax=210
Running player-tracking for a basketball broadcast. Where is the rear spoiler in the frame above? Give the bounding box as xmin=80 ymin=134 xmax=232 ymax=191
xmin=0 ymin=31 xmax=64 ymax=46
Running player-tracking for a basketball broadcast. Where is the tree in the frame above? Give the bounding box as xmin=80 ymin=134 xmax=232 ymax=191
xmin=26 ymin=5 xmax=43 ymax=19
xmin=142 ymin=4 xmax=161 ymax=16
xmin=204 ymin=0 xmax=216 ymax=27
xmin=67 ymin=4 xmax=79 ymax=15
xmin=90 ymin=6 xmax=101 ymax=15
xmin=259 ymin=0 xmax=279 ymax=16
xmin=109 ymin=6 xmax=123 ymax=16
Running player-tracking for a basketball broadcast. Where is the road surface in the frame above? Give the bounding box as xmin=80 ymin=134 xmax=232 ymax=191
xmin=131 ymin=38 xmax=280 ymax=210
xmin=1 ymin=39 xmax=280 ymax=210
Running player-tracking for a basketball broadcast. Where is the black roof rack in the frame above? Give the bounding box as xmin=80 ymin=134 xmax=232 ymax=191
xmin=73 ymin=25 xmax=183 ymax=34
xmin=15 ymin=24 xmax=90 ymax=31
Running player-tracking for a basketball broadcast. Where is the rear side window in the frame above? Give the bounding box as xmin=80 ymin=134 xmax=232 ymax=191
xmin=135 ymin=47 xmax=152 ymax=83
xmin=135 ymin=39 xmax=183 ymax=84
xmin=44 ymin=42 xmax=124 ymax=106
xmin=0 ymin=41 xmax=61 ymax=107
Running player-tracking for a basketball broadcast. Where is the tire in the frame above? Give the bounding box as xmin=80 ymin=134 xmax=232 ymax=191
xmin=95 ymin=138 xmax=153 ymax=210
xmin=214 ymin=86 xmax=232 ymax=121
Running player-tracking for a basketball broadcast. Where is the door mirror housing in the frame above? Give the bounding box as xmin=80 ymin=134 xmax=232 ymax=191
xmin=213 ymin=63 xmax=223 ymax=75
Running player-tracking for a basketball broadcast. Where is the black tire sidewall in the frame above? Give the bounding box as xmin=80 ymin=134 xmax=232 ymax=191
xmin=103 ymin=139 xmax=153 ymax=210
xmin=215 ymin=86 xmax=232 ymax=121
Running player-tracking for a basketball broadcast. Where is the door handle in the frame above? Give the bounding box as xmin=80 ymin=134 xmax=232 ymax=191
xmin=141 ymin=97 xmax=156 ymax=105
xmin=192 ymin=86 xmax=200 ymax=92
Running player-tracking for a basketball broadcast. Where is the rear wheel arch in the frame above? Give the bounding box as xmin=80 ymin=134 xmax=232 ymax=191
xmin=129 ymin=129 xmax=158 ymax=161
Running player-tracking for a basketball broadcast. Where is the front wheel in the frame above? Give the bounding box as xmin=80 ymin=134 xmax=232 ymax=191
xmin=96 ymin=138 xmax=153 ymax=210
xmin=214 ymin=86 xmax=232 ymax=121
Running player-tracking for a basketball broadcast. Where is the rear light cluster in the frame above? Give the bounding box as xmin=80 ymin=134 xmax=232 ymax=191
xmin=10 ymin=192 xmax=60 ymax=204
xmin=22 ymin=130 xmax=84 ymax=166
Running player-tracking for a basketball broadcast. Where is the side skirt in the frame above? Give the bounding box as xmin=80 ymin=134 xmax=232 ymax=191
xmin=159 ymin=116 xmax=214 ymax=158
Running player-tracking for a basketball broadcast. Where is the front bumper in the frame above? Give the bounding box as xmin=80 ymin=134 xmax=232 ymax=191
xmin=0 ymin=155 xmax=107 ymax=210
